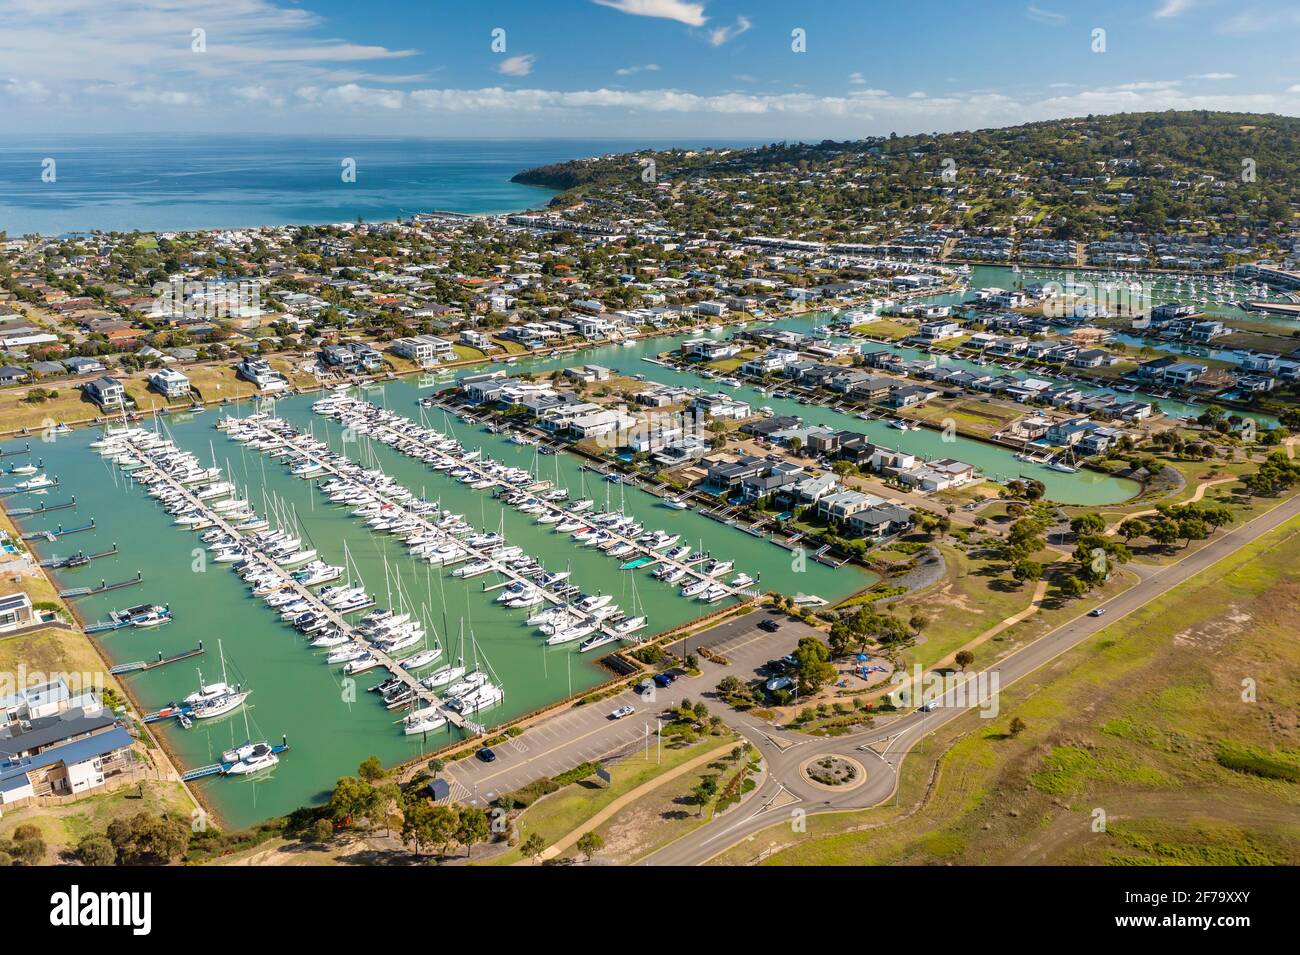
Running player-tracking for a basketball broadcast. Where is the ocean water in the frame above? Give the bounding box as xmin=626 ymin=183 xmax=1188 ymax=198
xmin=0 ymin=136 xmax=749 ymax=237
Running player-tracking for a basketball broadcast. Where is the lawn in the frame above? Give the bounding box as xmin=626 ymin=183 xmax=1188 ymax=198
xmin=484 ymin=732 xmax=737 ymax=865
xmin=709 ymin=514 xmax=1300 ymax=866
xmin=0 ymin=778 xmax=195 ymax=861
xmin=591 ymin=744 xmax=754 ymax=863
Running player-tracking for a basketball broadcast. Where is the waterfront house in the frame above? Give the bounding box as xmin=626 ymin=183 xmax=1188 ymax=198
xmin=83 ymin=375 xmax=125 ymax=410
xmin=1160 ymin=362 xmax=1208 ymax=387
xmin=847 ymin=503 xmax=914 ymax=538
xmin=0 ymin=724 xmax=133 ymax=806
xmin=917 ymin=320 xmax=962 ymax=341
xmin=148 ymin=367 xmax=191 ymax=399
xmin=681 ymin=338 xmax=740 ymax=362
xmin=705 ymin=455 xmax=766 ymax=492
xmin=235 ymin=357 xmax=288 ymax=392
xmin=887 ymin=384 xmax=939 ymax=408
xmin=691 ymin=392 xmax=751 ymax=420
xmin=817 ymin=490 xmax=879 ymax=522
xmin=391 ymin=335 xmax=454 ymax=366
xmin=0 ymin=592 xmax=34 ymax=633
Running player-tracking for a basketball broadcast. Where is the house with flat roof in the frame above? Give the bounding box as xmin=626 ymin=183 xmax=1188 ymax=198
xmin=817 ymin=490 xmax=883 ymax=522
xmin=391 ymin=335 xmax=454 ymax=366
xmin=149 ymin=367 xmax=191 ymax=399
xmin=0 ymin=592 xmax=34 ymax=633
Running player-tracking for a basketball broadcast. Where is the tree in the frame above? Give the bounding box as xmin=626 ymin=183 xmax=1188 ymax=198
xmin=400 ymin=799 xmax=439 ymax=856
xmin=1119 ymin=517 xmax=1149 ymax=542
xmin=106 ymin=812 xmax=190 ymax=866
xmin=310 ymin=819 xmax=335 ymax=845
xmin=521 ymin=832 xmax=547 ymax=863
xmin=1012 ymin=558 xmax=1043 ymax=586
xmin=358 ymin=755 xmax=385 ymax=782
xmin=455 ymin=807 xmax=491 ymax=858
xmin=692 ymin=775 xmax=719 ymax=816
xmin=576 ymin=830 xmax=605 ymax=861
xmin=1059 ymin=575 xmax=1089 ymax=599
xmin=76 ymin=834 xmax=117 ymax=866
xmin=328 ymin=775 xmax=384 ymax=829
xmin=1008 ymin=716 xmax=1027 ymax=737
xmin=954 ymin=650 xmax=975 ymax=669
xmin=793 ymin=636 xmax=836 ymax=693
xmin=1069 ymin=513 xmax=1106 ymax=538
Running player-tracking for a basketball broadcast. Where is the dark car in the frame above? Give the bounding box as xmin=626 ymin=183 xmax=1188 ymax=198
xmin=476 ymin=747 xmax=496 ymax=763
xmin=758 ymin=618 xmax=781 ymax=633
xmin=653 ymin=672 xmax=677 ymax=688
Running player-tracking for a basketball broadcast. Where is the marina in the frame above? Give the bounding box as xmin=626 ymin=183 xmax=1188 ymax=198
xmin=3 ymin=380 xmax=858 ymax=829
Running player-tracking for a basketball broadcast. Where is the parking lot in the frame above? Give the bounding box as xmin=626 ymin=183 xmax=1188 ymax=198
xmin=445 ymin=607 xmax=820 ymax=804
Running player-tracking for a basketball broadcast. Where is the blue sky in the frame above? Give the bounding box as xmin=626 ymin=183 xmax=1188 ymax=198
xmin=4 ymin=0 xmax=1300 ymax=138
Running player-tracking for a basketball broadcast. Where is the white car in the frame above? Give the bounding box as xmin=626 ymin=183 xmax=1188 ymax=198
xmin=610 ymin=705 xmax=636 ymax=720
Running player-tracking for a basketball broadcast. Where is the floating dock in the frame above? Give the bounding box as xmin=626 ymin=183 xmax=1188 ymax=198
xmin=6 ymin=497 xmax=76 ymax=517
xmin=40 ymin=543 xmax=117 ymax=569
xmin=60 ymin=572 xmax=144 ymax=599
xmin=109 ymin=643 xmax=204 ymax=674
xmin=24 ymin=519 xmax=95 ymax=542
xmin=0 ymin=478 xmax=59 ymax=496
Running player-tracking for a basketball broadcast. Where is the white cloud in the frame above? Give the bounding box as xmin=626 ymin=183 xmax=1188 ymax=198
xmin=616 ymin=63 xmax=661 ymax=76
xmin=1155 ymin=0 xmax=1195 ymax=18
xmin=0 ymin=0 xmax=416 ymax=110
xmin=1189 ymin=72 xmax=1236 ymax=80
xmin=849 ymin=72 xmax=866 ymax=86
xmin=1026 ymin=5 xmax=1066 ymax=24
xmin=591 ymin=0 xmax=708 ymax=27
xmin=497 ymin=54 xmax=536 ymax=77
xmin=1218 ymin=9 xmax=1300 ymax=34
xmin=708 ymin=15 xmax=752 ymax=46
xmin=234 ymin=84 xmax=286 ymax=107
xmin=3 ymin=78 xmax=52 ymax=103
xmin=85 ymin=83 xmax=201 ymax=108
xmin=297 ymin=83 xmax=404 ymax=109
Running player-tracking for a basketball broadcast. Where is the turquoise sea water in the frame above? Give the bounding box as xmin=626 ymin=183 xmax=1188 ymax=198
xmin=0 ymin=136 xmax=752 ymax=236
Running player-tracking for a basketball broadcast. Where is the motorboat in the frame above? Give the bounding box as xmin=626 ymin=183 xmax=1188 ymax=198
xmin=223 ymin=742 xmax=279 ymax=775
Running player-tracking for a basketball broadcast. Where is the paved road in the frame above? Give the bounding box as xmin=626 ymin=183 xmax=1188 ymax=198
xmin=641 ymin=492 xmax=1300 ymax=866
xmin=445 ymin=609 xmax=820 ymax=805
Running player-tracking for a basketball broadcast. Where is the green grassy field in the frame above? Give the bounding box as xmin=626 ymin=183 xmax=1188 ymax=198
xmin=484 ymin=733 xmax=737 ymax=865
xmin=710 ymin=515 xmax=1300 ymax=866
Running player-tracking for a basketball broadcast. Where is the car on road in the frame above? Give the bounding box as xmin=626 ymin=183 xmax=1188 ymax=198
xmin=758 ymin=618 xmax=780 ymax=632
xmin=1088 ymin=608 xmax=1107 ymax=617
xmin=610 ymin=704 xmax=636 ymax=720
xmin=653 ymin=671 xmax=678 ymax=688
xmin=475 ymin=747 xmax=496 ymax=763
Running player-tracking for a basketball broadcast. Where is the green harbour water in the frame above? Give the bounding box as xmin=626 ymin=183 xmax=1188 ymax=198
xmin=5 ymin=384 xmax=863 ymax=829
xmin=3 ymin=317 xmax=1146 ymax=829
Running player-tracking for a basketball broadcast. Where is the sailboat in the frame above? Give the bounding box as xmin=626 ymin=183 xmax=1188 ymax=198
xmin=187 ymin=641 xmax=248 ymax=720
xmin=1046 ymin=448 xmax=1078 ymax=473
